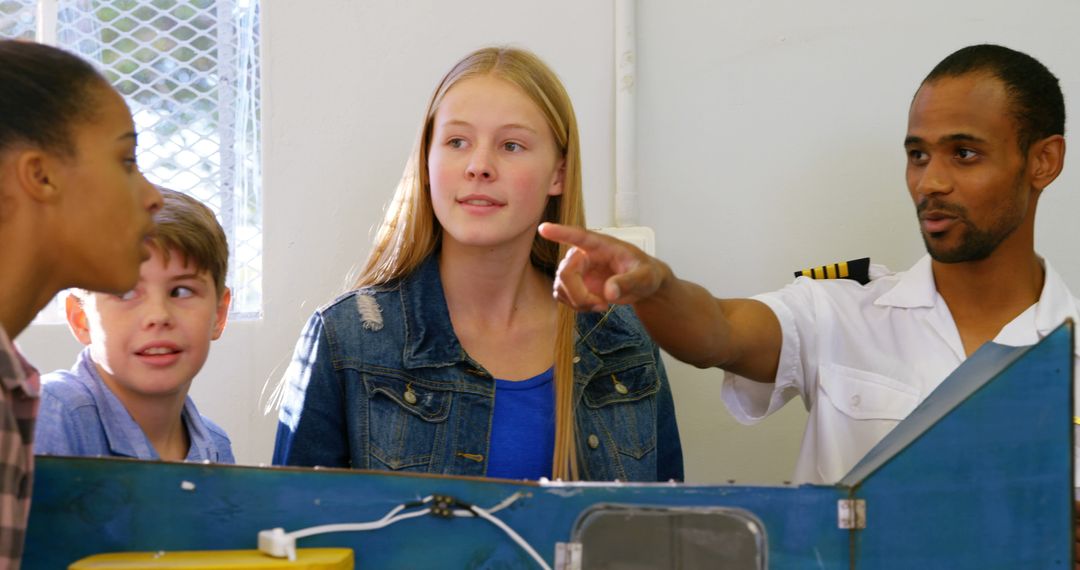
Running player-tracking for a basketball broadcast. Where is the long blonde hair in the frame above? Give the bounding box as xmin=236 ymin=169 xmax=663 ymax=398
xmin=356 ymin=47 xmax=585 ymax=480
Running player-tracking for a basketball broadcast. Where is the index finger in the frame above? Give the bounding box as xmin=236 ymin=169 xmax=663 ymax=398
xmin=538 ymin=222 xmax=611 ymax=253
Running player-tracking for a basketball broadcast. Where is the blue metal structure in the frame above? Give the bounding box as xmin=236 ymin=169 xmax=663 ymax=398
xmin=23 ymin=323 xmax=1073 ymax=569
xmin=842 ymin=330 xmax=1074 ymax=568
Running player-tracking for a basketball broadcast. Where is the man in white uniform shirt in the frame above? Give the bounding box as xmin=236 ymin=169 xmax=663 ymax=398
xmin=539 ymin=44 xmax=1077 ymax=485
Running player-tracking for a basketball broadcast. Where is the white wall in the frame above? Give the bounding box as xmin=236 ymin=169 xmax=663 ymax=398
xmin=636 ymin=1 xmax=1080 ymax=482
xmin=17 ymin=0 xmax=615 ymax=468
xmin=16 ymin=1 xmax=1080 ymax=484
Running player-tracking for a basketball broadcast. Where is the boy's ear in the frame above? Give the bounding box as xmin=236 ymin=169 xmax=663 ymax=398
xmin=211 ymin=287 xmax=231 ymax=341
xmin=65 ymin=294 xmax=93 ymax=346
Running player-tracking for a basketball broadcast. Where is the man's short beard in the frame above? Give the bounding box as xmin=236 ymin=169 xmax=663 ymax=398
xmin=920 ymin=167 xmax=1027 ymax=264
xmin=923 ymin=217 xmax=1016 ymax=263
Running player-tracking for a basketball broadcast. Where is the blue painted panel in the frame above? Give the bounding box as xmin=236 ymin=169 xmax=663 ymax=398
xmin=25 ymin=459 xmax=847 ymax=569
xmin=851 ymin=323 xmax=1074 ymax=568
xmin=841 ymin=340 xmax=1027 ymax=486
xmin=22 ymin=325 xmax=1073 ymax=569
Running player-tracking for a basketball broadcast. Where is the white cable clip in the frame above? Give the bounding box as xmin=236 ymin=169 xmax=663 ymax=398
xmin=257 ymin=527 xmax=297 ymax=561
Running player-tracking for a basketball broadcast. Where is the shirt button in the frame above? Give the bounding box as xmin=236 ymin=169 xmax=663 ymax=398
xmin=404 ymin=389 xmax=418 ymax=405
xmin=587 ymin=434 xmax=600 ymax=449
xmin=572 ymin=356 xmax=581 ymax=364
xmin=614 ymin=382 xmax=628 ymax=395
xmin=850 ymin=394 xmax=861 ymax=407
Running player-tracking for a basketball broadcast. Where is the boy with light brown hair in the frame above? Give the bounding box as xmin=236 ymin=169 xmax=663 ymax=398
xmin=38 ymin=188 xmax=234 ymax=462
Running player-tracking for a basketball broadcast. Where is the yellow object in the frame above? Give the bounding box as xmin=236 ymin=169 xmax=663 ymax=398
xmin=69 ymin=548 xmax=353 ymax=570
xmin=799 ymin=262 xmax=849 ymax=280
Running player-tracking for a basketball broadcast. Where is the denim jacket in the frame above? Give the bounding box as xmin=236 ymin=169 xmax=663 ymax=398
xmin=273 ymin=255 xmax=683 ymax=481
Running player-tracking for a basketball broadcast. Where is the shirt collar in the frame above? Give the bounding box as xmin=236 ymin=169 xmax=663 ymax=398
xmin=1031 ymin=258 xmax=1080 ymax=338
xmin=873 ymin=254 xmax=937 ymax=309
xmin=0 ymin=324 xmax=40 ymax=396
xmin=873 ymin=254 xmax=1080 ymax=357
xmin=180 ymin=398 xmax=221 ymax=462
xmin=74 ymin=348 xmax=223 ymax=461
xmin=75 ymin=349 xmax=154 ymax=458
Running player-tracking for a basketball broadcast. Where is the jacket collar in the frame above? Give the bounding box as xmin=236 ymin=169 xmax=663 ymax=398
xmin=399 ymin=254 xmax=650 ymax=372
xmin=571 ymin=306 xmax=649 ymax=385
xmin=574 ymin=306 xmax=647 ymax=355
xmin=400 ymin=255 xmax=468 ymax=369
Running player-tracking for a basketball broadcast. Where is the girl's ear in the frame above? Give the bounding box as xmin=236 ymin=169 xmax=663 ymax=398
xmin=15 ymin=150 xmax=61 ymax=203
xmin=548 ymin=158 xmax=566 ymax=197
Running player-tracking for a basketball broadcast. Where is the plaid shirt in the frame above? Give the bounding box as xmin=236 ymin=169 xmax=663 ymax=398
xmin=0 ymin=326 xmax=38 ymax=570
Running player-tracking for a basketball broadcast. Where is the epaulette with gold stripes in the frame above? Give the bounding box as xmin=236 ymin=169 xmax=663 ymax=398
xmin=794 ymin=257 xmax=871 ymax=285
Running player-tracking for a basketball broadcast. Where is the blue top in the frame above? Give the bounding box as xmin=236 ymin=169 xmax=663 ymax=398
xmin=486 ymin=368 xmax=555 ymax=480
xmin=274 ymin=253 xmax=683 ymax=482
xmin=36 ymin=348 xmax=234 ymax=463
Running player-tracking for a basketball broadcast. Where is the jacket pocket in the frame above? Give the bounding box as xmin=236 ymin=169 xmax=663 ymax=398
xmin=813 ymin=363 xmax=920 ymax=482
xmin=364 ymin=374 xmax=452 ymax=471
xmin=580 ymin=362 xmax=660 ymax=470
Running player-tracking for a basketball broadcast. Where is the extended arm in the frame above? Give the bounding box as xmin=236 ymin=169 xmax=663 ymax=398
xmin=539 ymin=223 xmax=781 ymax=383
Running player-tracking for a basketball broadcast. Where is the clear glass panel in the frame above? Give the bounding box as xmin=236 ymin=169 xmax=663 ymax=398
xmin=572 ymin=504 xmax=768 ymax=570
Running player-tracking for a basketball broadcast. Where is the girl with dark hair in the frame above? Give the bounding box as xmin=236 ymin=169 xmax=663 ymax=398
xmin=0 ymin=40 xmax=162 ymax=566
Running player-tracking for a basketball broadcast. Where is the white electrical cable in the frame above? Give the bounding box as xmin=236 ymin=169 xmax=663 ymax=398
xmin=259 ymin=492 xmax=549 ymax=568
xmin=289 ymin=507 xmax=432 ymax=540
xmin=459 ymin=503 xmax=552 ymax=570
xmin=480 ymin=491 xmax=524 ymax=514
xmin=257 ymin=501 xmax=435 ymax=561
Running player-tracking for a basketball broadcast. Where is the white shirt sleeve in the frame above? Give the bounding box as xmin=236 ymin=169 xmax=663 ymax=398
xmin=721 ymin=279 xmax=821 ymax=424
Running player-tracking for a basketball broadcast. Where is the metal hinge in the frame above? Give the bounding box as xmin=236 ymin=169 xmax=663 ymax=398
xmin=554 ymin=542 xmax=582 ymax=570
xmin=838 ymin=498 xmax=866 ymax=529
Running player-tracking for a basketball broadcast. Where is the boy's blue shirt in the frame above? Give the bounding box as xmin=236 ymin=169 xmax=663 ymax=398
xmin=36 ymin=348 xmax=234 ymax=463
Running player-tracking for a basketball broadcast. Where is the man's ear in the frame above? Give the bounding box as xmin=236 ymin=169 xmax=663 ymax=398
xmin=65 ymin=293 xmax=93 ymax=346
xmin=1029 ymin=134 xmax=1066 ymax=194
xmin=211 ymin=287 xmax=232 ymax=341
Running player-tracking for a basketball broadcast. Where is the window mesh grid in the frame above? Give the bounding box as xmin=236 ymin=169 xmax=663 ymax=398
xmin=2 ymin=0 xmax=262 ymax=318
xmin=0 ymin=0 xmax=35 ymax=38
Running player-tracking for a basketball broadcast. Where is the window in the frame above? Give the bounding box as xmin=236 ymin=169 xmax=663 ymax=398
xmin=1 ymin=0 xmax=263 ymax=318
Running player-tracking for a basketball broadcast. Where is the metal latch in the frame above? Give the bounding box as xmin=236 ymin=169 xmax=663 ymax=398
xmin=554 ymin=541 xmax=582 ymax=570
xmin=838 ymin=498 xmax=866 ymax=529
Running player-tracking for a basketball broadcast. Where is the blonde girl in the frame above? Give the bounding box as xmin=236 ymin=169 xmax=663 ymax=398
xmin=274 ymin=47 xmax=682 ymax=482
